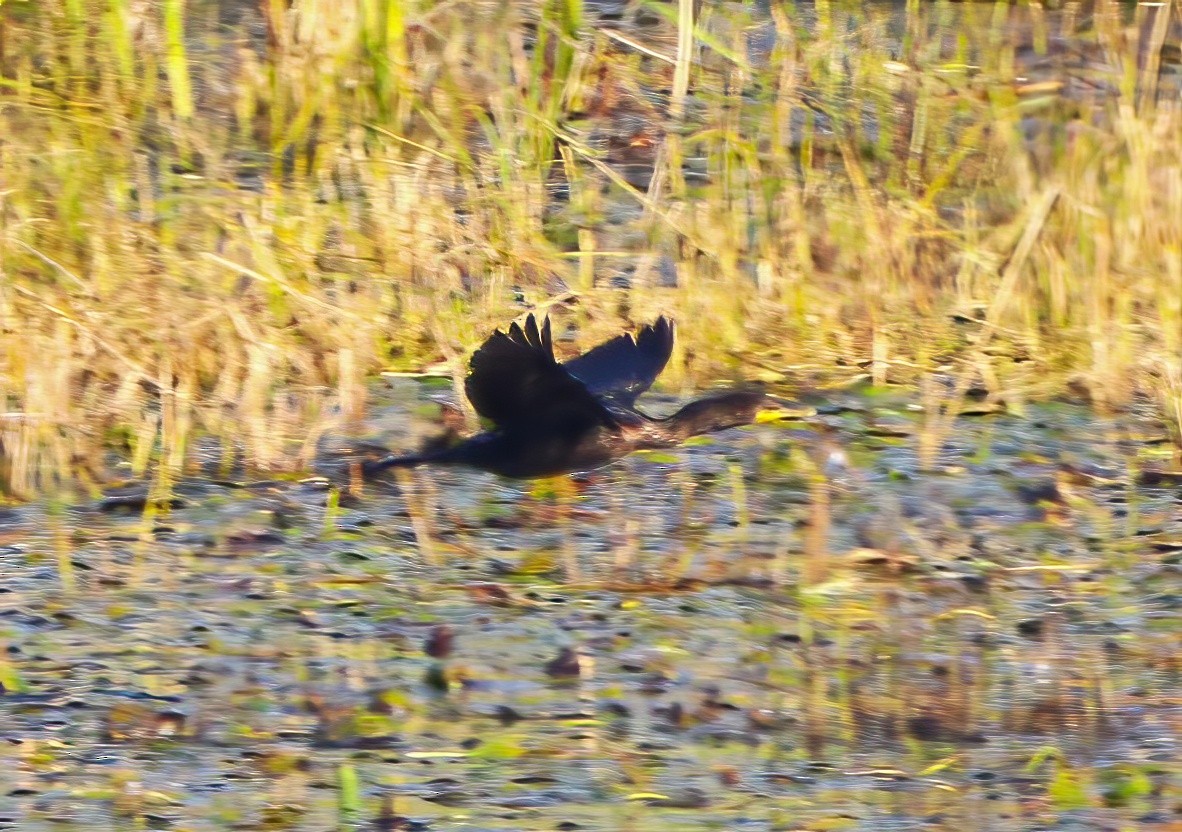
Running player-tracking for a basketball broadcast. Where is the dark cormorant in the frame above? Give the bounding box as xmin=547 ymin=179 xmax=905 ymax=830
xmin=365 ymin=314 xmax=798 ymax=479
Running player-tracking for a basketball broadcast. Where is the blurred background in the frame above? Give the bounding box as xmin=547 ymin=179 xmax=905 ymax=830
xmin=1 ymin=0 xmax=1178 ymax=490
xmin=0 ymin=1 xmax=1179 ymax=830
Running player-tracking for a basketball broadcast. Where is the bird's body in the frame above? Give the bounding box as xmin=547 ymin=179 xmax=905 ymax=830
xmin=389 ymin=428 xmax=625 ymax=479
xmin=366 ymin=315 xmax=793 ymax=479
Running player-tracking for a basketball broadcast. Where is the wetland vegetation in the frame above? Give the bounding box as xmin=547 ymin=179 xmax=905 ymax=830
xmin=0 ymin=0 xmax=1180 ymax=829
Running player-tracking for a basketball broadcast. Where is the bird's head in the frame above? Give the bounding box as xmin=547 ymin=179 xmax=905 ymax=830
xmin=668 ymin=391 xmax=815 ymax=438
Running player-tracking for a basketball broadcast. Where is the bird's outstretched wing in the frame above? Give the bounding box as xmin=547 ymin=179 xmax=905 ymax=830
xmin=561 ymin=316 xmax=675 ymax=406
xmin=464 ymin=314 xmax=618 ymax=433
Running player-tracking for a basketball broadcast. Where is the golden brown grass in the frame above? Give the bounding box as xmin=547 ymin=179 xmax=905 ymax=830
xmin=0 ymin=0 xmax=1179 ymax=498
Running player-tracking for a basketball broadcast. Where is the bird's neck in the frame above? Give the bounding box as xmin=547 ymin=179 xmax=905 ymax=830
xmin=660 ymin=395 xmax=754 ymax=442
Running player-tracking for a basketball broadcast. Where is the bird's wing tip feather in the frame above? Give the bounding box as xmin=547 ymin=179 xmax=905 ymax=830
xmin=484 ymin=313 xmax=556 ymax=363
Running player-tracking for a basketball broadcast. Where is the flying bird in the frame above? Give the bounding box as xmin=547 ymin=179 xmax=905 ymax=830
xmin=365 ymin=314 xmax=799 ymax=479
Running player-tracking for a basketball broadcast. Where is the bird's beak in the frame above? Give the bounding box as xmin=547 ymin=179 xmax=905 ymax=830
xmin=754 ymin=396 xmax=816 ymax=424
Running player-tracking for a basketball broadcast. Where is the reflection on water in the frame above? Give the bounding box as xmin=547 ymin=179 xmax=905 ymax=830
xmin=2 ymin=382 xmax=1179 ymax=831
xmin=0 ymin=1 xmax=1180 ymax=829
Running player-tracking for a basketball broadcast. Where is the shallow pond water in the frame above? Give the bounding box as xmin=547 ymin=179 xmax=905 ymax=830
xmin=2 ymin=0 xmax=1181 ymax=828
xmin=1 ymin=383 xmax=1179 ymax=831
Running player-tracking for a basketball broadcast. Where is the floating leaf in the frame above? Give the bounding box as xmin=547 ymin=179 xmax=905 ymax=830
xmin=469 ymin=736 xmax=525 ymax=760
xmin=638 ymin=451 xmax=681 ymax=464
xmin=917 ymin=756 xmax=961 ymax=776
xmin=337 ymin=763 xmax=360 ymax=816
xmin=1048 ymin=767 xmax=1090 ymax=810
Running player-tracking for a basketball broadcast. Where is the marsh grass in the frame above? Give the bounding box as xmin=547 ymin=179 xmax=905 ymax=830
xmin=0 ymin=0 xmax=1180 ymax=497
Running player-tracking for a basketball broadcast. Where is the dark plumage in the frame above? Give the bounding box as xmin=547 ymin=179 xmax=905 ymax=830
xmin=365 ymin=314 xmax=795 ymax=479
